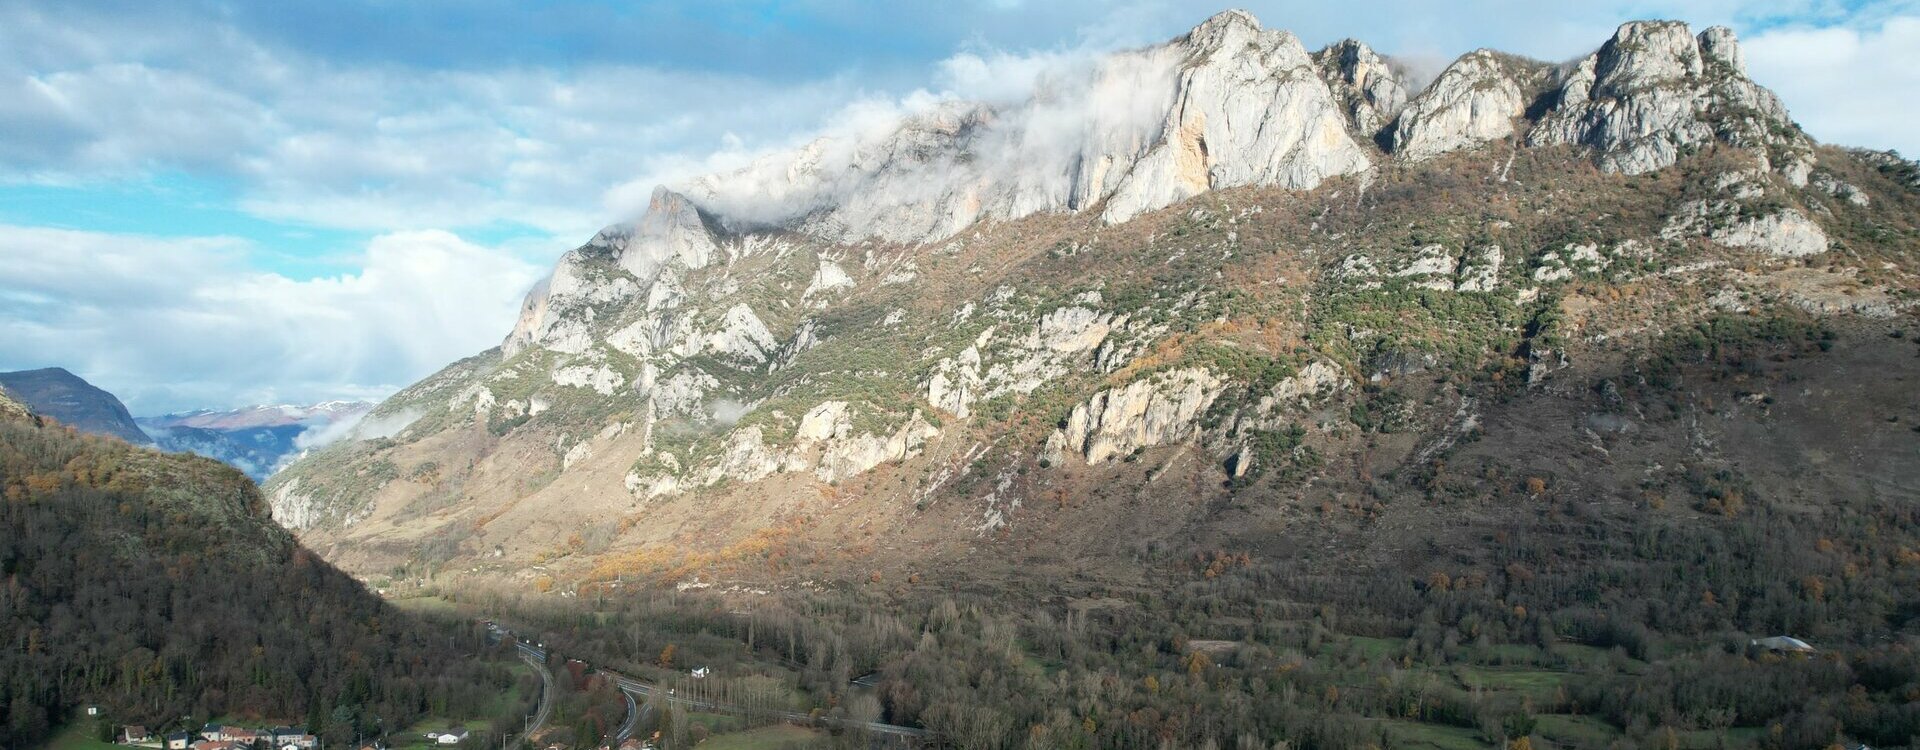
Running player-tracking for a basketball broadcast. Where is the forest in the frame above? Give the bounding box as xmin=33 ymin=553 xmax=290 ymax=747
xmin=0 ymin=417 xmax=516 ymax=748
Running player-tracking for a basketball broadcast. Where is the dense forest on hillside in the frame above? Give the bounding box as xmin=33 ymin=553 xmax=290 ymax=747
xmin=0 ymin=415 xmax=516 ymax=748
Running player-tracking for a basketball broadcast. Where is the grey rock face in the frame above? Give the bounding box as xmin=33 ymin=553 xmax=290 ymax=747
xmin=1314 ymin=38 xmax=1408 ymax=138
xmin=503 ymin=188 xmax=718 ymax=356
xmin=1388 ymin=50 xmax=1535 ymax=161
xmin=1043 ymin=367 xmax=1226 ymax=464
xmin=1529 ymin=21 xmax=1805 ymax=174
xmin=622 ymin=187 xmax=719 ymax=280
xmin=1097 ymin=11 xmax=1373 ymax=223
xmin=683 ymin=10 xmax=1369 ymax=245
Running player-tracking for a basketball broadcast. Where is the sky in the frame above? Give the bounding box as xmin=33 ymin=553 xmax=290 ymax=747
xmin=2 ymin=0 xmax=1916 ymax=415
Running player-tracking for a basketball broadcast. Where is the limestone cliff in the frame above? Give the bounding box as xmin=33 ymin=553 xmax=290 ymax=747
xmin=1388 ymin=50 xmax=1540 ymax=161
xmin=1314 ymin=38 xmax=1408 ymax=138
xmin=1529 ymin=21 xmax=1809 ymax=176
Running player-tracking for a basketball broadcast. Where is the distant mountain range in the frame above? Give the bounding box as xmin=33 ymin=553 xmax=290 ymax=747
xmin=0 ymin=367 xmax=372 ymax=482
xmin=0 ymin=367 xmax=151 ymax=445
xmin=139 ymin=402 xmax=375 ymax=482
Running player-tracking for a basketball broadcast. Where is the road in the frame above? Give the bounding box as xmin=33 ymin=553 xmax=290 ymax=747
xmin=603 ymin=670 xmax=929 ymax=740
xmin=510 ymin=641 xmax=555 ymax=748
xmin=491 ymin=626 xmax=928 ymax=743
xmin=613 ymin=684 xmax=643 ymax=742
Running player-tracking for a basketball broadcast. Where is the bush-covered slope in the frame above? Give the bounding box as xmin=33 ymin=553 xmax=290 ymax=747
xmin=0 ymin=410 xmax=509 ymax=748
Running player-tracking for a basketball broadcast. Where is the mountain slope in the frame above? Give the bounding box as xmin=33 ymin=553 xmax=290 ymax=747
xmin=269 ymin=12 xmax=1920 ymax=595
xmin=0 ymin=367 xmax=151 ymax=445
xmin=0 ymin=398 xmax=506 ymax=748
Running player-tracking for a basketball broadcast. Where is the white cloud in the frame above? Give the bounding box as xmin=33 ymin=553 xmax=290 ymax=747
xmin=0 ymin=6 xmax=882 ymax=241
xmin=6 ymin=2 xmax=1916 ymax=241
xmin=293 ymin=407 xmax=423 ymax=451
xmin=0 ymin=224 xmax=543 ymax=413
xmin=1745 ymin=16 xmax=1920 ymax=155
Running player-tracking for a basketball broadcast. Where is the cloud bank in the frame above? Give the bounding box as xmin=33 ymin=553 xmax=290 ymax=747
xmin=0 ymin=225 xmax=542 ymax=413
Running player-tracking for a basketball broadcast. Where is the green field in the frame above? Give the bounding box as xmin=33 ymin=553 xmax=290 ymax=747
xmin=1451 ymin=666 xmax=1569 ymax=701
xmin=1343 ymin=635 xmax=1403 ymax=660
xmin=388 ymin=594 xmax=462 ymax=616
xmin=46 ymin=720 xmax=123 ymax=750
xmin=695 ymin=724 xmax=826 ymax=750
xmin=1380 ymin=720 xmax=1488 ymax=750
xmin=688 ymin=712 xmax=747 ymax=735
xmin=1534 ymin=714 xmax=1620 ymax=746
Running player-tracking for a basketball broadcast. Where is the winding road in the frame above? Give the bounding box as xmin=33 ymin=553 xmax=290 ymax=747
xmin=491 ymin=625 xmax=927 ymax=745
xmin=510 ymin=641 xmax=555 ymax=747
xmin=601 ymin=670 xmax=930 ymax=740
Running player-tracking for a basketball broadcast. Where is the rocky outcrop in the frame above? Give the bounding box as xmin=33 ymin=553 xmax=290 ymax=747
xmin=1529 ymin=21 xmax=1806 ymax=175
xmin=1044 ymin=368 xmax=1225 ymax=464
xmin=552 ymin=362 xmax=626 ymax=395
xmin=926 ymin=305 xmax=1121 ymax=420
xmin=803 ymin=260 xmax=855 ymax=300
xmin=0 ymin=390 xmax=33 ymax=424
xmin=1664 ymin=199 xmax=1830 ymax=257
xmin=790 ymin=404 xmax=940 ymax=483
xmin=1457 ymin=245 xmax=1504 ymax=292
xmin=626 ymin=403 xmax=939 ymax=496
xmin=1712 ymin=210 xmax=1830 ymax=257
xmin=1096 ymin=11 xmax=1373 ymax=224
xmin=1392 ymin=244 xmax=1460 ymax=290
xmin=620 ymin=187 xmax=720 ymax=280
xmin=703 ymin=304 xmax=778 ymax=364
xmin=1314 ymin=39 xmax=1408 ymax=137
xmin=1258 ymin=361 xmax=1348 ymax=410
xmin=1389 ymin=50 xmax=1534 ymax=161
xmin=503 ymin=189 xmax=715 ymax=356
xmin=686 ymin=10 xmax=1368 ymax=245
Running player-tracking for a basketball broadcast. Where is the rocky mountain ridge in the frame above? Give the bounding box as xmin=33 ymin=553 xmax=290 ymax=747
xmin=268 ymin=10 xmax=1920 ymax=590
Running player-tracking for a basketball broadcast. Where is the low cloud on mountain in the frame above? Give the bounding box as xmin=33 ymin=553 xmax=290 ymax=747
xmin=2 ymin=0 xmax=1916 ymax=414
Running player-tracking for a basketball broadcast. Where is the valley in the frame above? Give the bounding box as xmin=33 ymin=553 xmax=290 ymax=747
xmin=6 ymin=6 xmax=1920 ymax=750
xmin=252 ymin=12 xmax=1920 ymax=748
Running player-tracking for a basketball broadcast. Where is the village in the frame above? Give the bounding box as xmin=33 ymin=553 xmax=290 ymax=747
xmin=95 ymin=722 xmax=660 ymax=750
xmin=103 ymin=723 xmax=318 ymax=750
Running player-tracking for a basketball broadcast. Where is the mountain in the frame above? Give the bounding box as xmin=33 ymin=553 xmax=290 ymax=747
xmin=0 ymin=395 xmax=505 ymax=748
xmin=140 ymin=401 xmax=374 ymax=482
xmin=270 ymin=11 xmax=1919 ymax=595
xmin=0 ymin=367 xmax=151 ymax=445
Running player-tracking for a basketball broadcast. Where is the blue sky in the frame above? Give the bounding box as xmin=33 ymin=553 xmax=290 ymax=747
xmin=3 ymin=0 xmax=1917 ymax=414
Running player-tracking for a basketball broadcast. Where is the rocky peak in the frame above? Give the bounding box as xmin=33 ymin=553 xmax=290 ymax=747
xmin=680 ymin=9 xmax=1368 ymax=243
xmin=1590 ymin=20 xmax=1705 ymax=98
xmin=502 ymin=187 xmax=721 ymax=356
xmin=1313 ymin=38 xmax=1408 ymax=138
xmin=1096 ymin=11 xmax=1369 ymax=223
xmin=618 ymin=187 xmax=720 ymax=280
xmin=1697 ymin=25 xmax=1744 ymax=73
xmin=1529 ymin=20 xmax=1804 ymax=175
xmin=1183 ymin=9 xmax=1265 ymax=56
xmin=1387 ymin=50 xmax=1536 ymax=161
